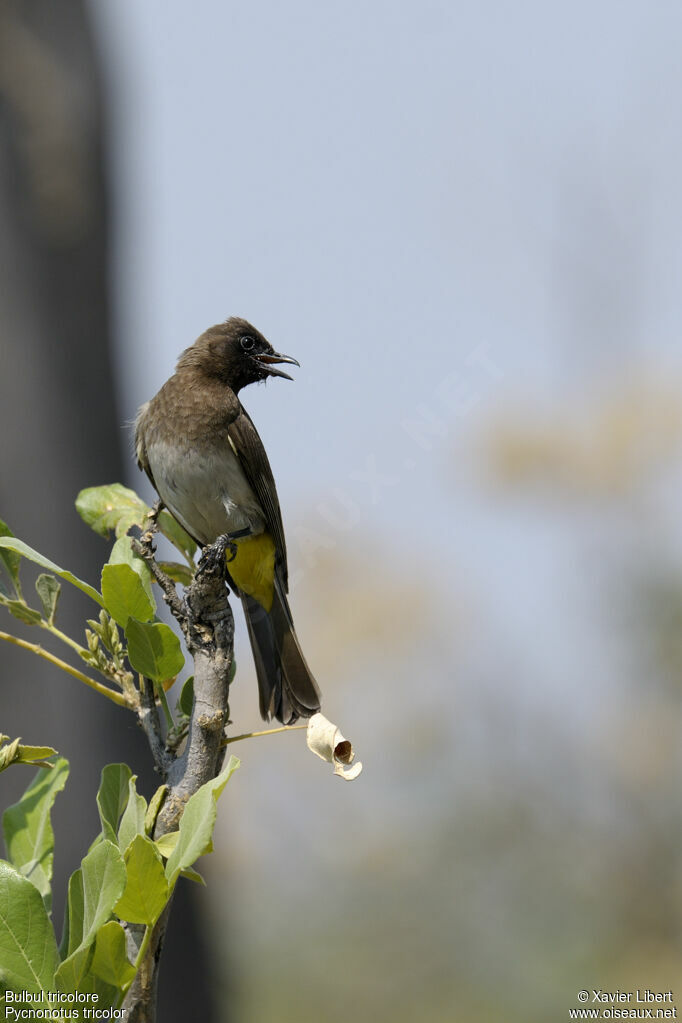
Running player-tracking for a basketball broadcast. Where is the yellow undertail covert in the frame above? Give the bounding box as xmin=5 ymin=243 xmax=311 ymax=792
xmin=227 ymin=531 xmax=276 ymax=612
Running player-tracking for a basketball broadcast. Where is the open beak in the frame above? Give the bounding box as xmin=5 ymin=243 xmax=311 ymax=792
xmin=255 ymin=351 xmax=301 ymax=381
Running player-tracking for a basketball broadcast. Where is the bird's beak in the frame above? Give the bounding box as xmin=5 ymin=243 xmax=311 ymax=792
xmin=255 ymin=351 xmax=301 ymax=381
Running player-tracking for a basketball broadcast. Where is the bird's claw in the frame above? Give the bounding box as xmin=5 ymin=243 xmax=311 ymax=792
xmin=225 ymin=540 xmax=238 ymax=563
xmin=198 ymin=533 xmax=239 ymax=577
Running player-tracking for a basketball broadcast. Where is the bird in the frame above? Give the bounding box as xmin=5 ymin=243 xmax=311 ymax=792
xmin=134 ymin=317 xmax=322 ymax=724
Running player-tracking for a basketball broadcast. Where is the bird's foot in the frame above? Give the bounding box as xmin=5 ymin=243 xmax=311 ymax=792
xmin=222 ymin=536 xmax=239 ymax=564
xmin=198 ymin=530 xmax=249 ymax=576
xmin=198 ymin=537 xmax=229 ymax=577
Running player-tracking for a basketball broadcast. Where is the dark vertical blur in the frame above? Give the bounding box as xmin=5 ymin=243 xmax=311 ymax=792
xmin=0 ymin=2 xmax=217 ymax=1017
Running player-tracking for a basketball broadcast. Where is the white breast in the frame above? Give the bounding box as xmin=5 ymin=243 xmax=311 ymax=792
xmin=146 ymin=438 xmax=265 ymax=546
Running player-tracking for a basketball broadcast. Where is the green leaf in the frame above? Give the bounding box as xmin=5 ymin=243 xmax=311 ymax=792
xmin=180 ymin=866 xmax=206 ymax=886
xmin=158 ymin=510 xmax=197 ymax=560
xmin=108 ymin=535 xmax=155 ymax=611
xmin=68 ymin=963 xmax=119 ymax=1005
xmin=101 ymin=563 xmax=154 ymax=628
xmin=165 ymin=757 xmax=239 ymax=886
xmin=178 ymin=676 xmax=194 ymax=716
xmin=0 ymin=861 xmax=59 ymax=995
xmin=35 ymin=574 xmax=61 ymax=625
xmin=0 ymin=518 xmax=21 ymax=593
xmin=0 ymin=739 xmax=54 ymax=774
xmin=125 ymin=619 xmax=184 ymax=683
xmin=0 ymin=737 xmax=20 ymax=772
xmin=0 ymin=537 xmax=103 ymax=606
xmin=117 ymin=777 xmax=147 ymax=853
xmin=61 ymin=867 xmax=84 ymax=958
xmin=153 ymin=831 xmax=180 ymax=859
xmin=4 ymin=600 xmax=42 ymax=626
xmin=57 ymin=841 xmax=126 ymax=991
xmin=55 ymin=943 xmax=93 ymax=993
xmin=97 ymin=764 xmax=133 ymax=844
xmin=157 ymin=561 xmax=195 ymax=586
xmin=0 ymin=736 xmax=56 ymax=773
xmin=90 ymin=920 xmax=135 ymax=989
xmin=80 ymin=841 xmax=127 ymax=946
xmin=2 ymin=758 xmax=69 ymax=908
xmin=76 ymin=484 xmax=150 ymax=540
xmin=114 ymin=835 xmax=170 ymax=925
xmin=144 ymin=785 xmax=167 ymax=836
xmin=12 ymin=745 xmax=59 ymax=767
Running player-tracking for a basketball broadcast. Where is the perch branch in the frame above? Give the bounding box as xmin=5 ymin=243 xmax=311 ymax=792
xmin=122 ymin=533 xmax=234 ymax=1021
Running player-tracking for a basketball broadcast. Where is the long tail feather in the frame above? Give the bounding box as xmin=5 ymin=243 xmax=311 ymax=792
xmin=241 ymin=579 xmax=321 ymax=724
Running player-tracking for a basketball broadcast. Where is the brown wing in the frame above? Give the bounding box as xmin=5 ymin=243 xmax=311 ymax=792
xmin=227 ymin=405 xmax=289 ymax=589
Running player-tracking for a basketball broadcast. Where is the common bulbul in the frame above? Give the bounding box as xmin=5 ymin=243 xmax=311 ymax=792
xmin=134 ymin=317 xmax=322 ymax=724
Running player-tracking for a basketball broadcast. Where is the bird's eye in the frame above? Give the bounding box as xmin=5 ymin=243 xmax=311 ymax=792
xmin=240 ymin=336 xmax=255 ymax=351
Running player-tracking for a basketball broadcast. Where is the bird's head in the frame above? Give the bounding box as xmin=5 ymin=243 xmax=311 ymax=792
xmin=178 ymin=317 xmax=300 ymax=392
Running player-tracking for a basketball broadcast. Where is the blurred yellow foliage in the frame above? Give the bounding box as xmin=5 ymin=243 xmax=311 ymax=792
xmin=481 ymin=378 xmax=682 ymax=497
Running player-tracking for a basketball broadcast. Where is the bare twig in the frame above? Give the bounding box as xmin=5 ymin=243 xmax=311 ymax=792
xmin=223 ymin=723 xmax=307 ymax=745
xmin=0 ymin=630 xmax=130 ymax=707
xmin=137 ymin=676 xmax=171 ymax=775
xmin=122 ymin=534 xmax=234 ymax=1020
xmin=130 ymin=533 xmax=189 ymax=638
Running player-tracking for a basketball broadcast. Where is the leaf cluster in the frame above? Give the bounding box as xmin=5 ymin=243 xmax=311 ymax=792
xmin=0 ymin=483 xmax=248 ymax=1015
xmin=0 ymin=756 xmax=239 ymax=1012
xmin=0 ymin=486 xmax=198 ymax=709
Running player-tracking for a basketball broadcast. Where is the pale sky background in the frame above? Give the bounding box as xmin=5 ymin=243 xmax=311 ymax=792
xmin=87 ymin=0 xmax=682 ymax=721
xmin=80 ymin=3 xmax=682 ymax=1017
